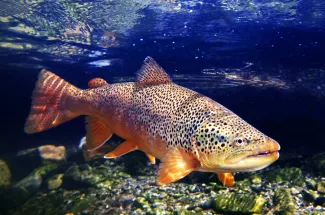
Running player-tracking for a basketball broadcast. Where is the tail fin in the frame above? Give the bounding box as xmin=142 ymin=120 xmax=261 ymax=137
xmin=24 ymin=69 xmax=81 ymax=134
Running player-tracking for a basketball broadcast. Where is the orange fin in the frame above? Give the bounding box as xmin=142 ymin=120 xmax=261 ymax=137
xmin=146 ymin=153 xmax=156 ymax=164
xmin=84 ymin=116 xmax=112 ymax=151
xmin=82 ymin=77 xmax=110 ymax=151
xmin=104 ymin=140 xmax=138 ymax=159
xmin=217 ymin=172 xmax=235 ymax=187
xmin=157 ymin=147 xmax=201 ymax=185
xmin=136 ymin=56 xmax=172 ymax=85
xmin=88 ymin=78 xmax=108 ymax=88
xmin=24 ymin=69 xmax=80 ymax=134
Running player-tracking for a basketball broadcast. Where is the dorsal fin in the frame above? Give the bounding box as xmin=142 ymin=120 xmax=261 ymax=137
xmin=136 ymin=56 xmax=172 ymax=85
xmin=88 ymin=78 xmax=108 ymax=88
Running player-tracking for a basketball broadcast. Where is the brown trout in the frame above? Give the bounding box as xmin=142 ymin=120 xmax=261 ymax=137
xmin=24 ymin=56 xmax=280 ymax=186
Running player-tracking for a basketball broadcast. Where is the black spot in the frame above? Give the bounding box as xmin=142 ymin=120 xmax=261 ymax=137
xmin=237 ymin=139 xmax=242 ymax=143
xmin=205 ymin=129 xmax=209 ymax=133
xmin=221 ymin=143 xmax=225 ymax=147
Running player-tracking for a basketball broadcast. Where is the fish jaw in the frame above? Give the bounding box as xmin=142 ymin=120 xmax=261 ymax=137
xmin=198 ymin=138 xmax=280 ymax=173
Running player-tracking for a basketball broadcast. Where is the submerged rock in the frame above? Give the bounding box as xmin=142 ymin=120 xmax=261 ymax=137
xmin=211 ymin=192 xmax=266 ymax=214
xmin=38 ymin=145 xmax=66 ymax=163
xmin=12 ymin=172 xmax=42 ymax=197
xmin=0 ymin=160 xmax=11 ymax=187
xmin=47 ymin=174 xmax=64 ymax=190
xmin=273 ymin=188 xmax=296 ymax=215
xmin=302 ymin=189 xmax=319 ymax=202
xmin=306 ymin=178 xmax=317 ymax=190
xmin=264 ymin=167 xmax=302 ymax=184
xmin=317 ymin=181 xmax=325 ymax=194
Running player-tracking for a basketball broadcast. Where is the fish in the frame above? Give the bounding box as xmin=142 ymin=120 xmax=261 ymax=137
xmin=24 ymin=56 xmax=280 ymax=186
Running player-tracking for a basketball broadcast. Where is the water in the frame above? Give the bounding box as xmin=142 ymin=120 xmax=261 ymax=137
xmin=1 ymin=0 xmax=325 ymax=214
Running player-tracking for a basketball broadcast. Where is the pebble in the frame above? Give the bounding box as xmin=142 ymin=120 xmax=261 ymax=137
xmin=291 ymin=187 xmax=300 ymax=195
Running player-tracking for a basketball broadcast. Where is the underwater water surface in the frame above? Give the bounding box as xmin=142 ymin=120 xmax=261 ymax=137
xmin=1 ymin=0 xmax=325 ymax=214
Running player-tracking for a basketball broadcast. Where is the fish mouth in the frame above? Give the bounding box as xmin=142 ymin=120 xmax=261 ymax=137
xmin=222 ymin=138 xmax=280 ymax=172
xmin=248 ymin=150 xmax=279 ymax=158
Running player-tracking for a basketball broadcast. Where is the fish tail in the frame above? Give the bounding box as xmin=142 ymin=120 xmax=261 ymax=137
xmin=24 ymin=69 xmax=82 ymax=134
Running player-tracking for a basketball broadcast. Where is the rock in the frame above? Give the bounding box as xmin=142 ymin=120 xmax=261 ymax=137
xmin=290 ymin=187 xmax=300 ymax=195
xmin=62 ymin=165 xmax=83 ymax=189
xmin=306 ymin=178 xmax=317 ymax=190
xmin=273 ymin=188 xmax=296 ymax=215
xmin=13 ymin=172 xmax=42 ymax=194
xmin=317 ymin=181 xmax=325 ymax=194
xmin=250 ymin=174 xmax=262 ymax=185
xmin=133 ymin=197 xmax=149 ymax=209
xmin=33 ymin=163 xmax=59 ymax=177
xmin=315 ymin=196 xmax=325 ymax=206
xmin=38 ymin=145 xmax=66 ymax=163
xmin=47 ymin=174 xmax=64 ymax=190
xmin=4 ymin=172 xmax=43 ymax=207
xmin=264 ymin=167 xmax=302 ymax=184
xmin=302 ymin=190 xmax=318 ymax=202
xmin=0 ymin=160 xmax=11 ymax=187
xmin=212 ymin=192 xmax=266 ymax=214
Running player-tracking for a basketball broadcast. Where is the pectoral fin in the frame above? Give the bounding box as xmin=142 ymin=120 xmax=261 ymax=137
xmin=217 ymin=172 xmax=235 ymax=187
xmin=104 ymin=140 xmax=138 ymax=158
xmin=157 ymin=147 xmax=201 ymax=185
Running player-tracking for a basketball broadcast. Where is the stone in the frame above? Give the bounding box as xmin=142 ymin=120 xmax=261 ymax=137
xmin=212 ymin=192 xmax=266 ymax=214
xmin=264 ymin=167 xmax=302 ymax=184
xmin=315 ymin=196 xmax=325 ymax=206
xmin=33 ymin=163 xmax=59 ymax=177
xmin=317 ymin=181 xmax=325 ymax=194
xmin=302 ymin=190 xmax=318 ymax=202
xmin=0 ymin=160 xmax=11 ymax=187
xmin=133 ymin=197 xmax=149 ymax=209
xmin=273 ymin=188 xmax=296 ymax=215
xmin=251 ymin=175 xmax=262 ymax=185
xmin=306 ymin=178 xmax=317 ymax=190
xmin=290 ymin=187 xmax=300 ymax=195
xmin=38 ymin=145 xmax=66 ymax=163
xmin=47 ymin=174 xmax=64 ymax=190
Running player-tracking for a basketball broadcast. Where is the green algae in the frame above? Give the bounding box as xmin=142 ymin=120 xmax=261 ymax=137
xmin=265 ymin=167 xmax=302 ymax=185
xmin=0 ymin=160 xmax=11 ymax=187
xmin=33 ymin=164 xmax=59 ymax=177
xmin=47 ymin=174 xmax=64 ymax=190
xmin=273 ymin=188 xmax=296 ymax=215
xmin=212 ymin=193 xmax=266 ymax=214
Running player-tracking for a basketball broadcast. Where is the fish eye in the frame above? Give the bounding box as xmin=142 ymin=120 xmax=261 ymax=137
xmin=234 ymin=137 xmax=248 ymax=147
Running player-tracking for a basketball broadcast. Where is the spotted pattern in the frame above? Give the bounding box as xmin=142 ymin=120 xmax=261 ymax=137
xmin=83 ymin=57 xmax=271 ymax=161
xmin=88 ymin=78 xmax=108 ymax=88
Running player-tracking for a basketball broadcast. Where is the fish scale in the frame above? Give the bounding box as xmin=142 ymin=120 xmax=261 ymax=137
xmin=24 ymin=56 xmax=280 ymax=186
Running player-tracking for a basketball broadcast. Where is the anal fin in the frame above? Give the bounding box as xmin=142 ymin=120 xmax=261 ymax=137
xmin=158 ymin=147 xmax=201 ymax=185
xmin=217 ymin=172 xmax=235 ymax=187
xmin=104 ymin=140 xmax=138 ymax=158
xmin=146 ymin=153 xmax=156 ymax=164
xmin=84 ymin=116 xmax=112 ymax=151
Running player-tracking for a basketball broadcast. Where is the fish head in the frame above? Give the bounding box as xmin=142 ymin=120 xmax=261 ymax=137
xmin=194 ymin=115 xmax=280 ymax=173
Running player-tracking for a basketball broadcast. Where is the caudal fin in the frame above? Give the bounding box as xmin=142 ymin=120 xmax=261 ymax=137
xmin=24 ymin=69 xmax=80 ymax=134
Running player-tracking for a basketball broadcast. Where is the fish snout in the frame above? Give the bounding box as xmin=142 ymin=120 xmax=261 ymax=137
xmin=267 ymin=137 xmax=280 ymax=153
